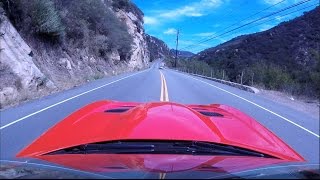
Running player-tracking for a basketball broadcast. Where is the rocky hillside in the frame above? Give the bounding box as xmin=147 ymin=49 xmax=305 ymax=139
xmin=193 ymin=7 xmax=320 ymax=97
xmin=145 ymin=34 xmax=194 ymax=61
xmin=145 ymin=34 xmax=170 ymax=61
xmin=0 ymin=0 xmax=150 ymax=108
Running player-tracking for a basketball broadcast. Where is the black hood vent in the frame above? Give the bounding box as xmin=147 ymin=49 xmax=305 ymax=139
xmin=198 ymin=111 xmax=223 ymax=117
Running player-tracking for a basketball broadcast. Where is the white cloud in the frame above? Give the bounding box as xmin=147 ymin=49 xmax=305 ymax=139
xmin=194 ymin=32 xmax=216 ymax=37
xmin=164 ymin=28 xmax=177 ymax=35
xmin=275 ymin=15 xmax=284 ymax=21
xmin=179 ymin=40 xmax=211 ymax=48
xmin=263 ymin=0 xmax=300 ymax=5
xmin=259 ymin=24 xmax=274 ymax=31
xmin=275 ymin=13 xmax=294 ymax=21
xmin=144 ymin=16 xmax=158 ymax=25
xmin=159 ymin=0 xmax=222 ymax=19
xmin=212 ymin=24 xmax=221 ymax=28
xmin=263 ymin=0 xmax=284 ymax=5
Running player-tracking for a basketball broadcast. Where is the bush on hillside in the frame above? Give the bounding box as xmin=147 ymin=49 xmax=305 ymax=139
xmin=0 ymin=0 xmax=30 ymax=29
xmin=111 ymin=0 xmax=144 ymax=22
xmin=2 ymin=0 xmax=134 ymax=59
xmin=112 ymin=0 xmax=130 ymax=10
xmin=31 ymin=0 xmax=64 ymax=39
xmin=59 ymin=0 xmax=133 ymax=60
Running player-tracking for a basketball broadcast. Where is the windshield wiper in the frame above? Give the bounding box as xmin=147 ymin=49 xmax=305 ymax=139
xmin=48 ymin=141 xmax=156 ymax=154
xmin=46 ymin=140 xmax=275 ymax=158
xmin=171 ymin=141 xmax=270 ymax=158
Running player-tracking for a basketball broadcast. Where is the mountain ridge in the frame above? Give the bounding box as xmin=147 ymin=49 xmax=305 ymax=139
xmin=192 ymin=7 xmax=320 ymax=97
xmin=146 ymin=34 xmax=194 ymax=61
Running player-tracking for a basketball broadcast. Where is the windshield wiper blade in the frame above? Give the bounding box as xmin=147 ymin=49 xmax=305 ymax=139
xmin=48 ymin=142 xmax=155 ymax=155
xmin=173 ymin=141 xmax=269 ymax=157
xmin=85 ymin=143 xmax=155 ymax=153
xmin=46 ymin=140 xmax=275 ymax=158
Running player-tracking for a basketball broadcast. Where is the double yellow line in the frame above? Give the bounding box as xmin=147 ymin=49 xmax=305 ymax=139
xmin=159 ymin=172 xmax=166 ymax=179
xmin=159 ymin=70 xmax=168 ymax=179
xmin=159 ymin=71 xmax=169 ymax=102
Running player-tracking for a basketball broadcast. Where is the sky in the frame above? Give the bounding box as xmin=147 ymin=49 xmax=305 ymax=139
xmin=132 ymin=0 xmax=319 ymax=53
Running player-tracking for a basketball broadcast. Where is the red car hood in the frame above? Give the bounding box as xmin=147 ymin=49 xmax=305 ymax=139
xmin=37 ymin=154 xmax=287 ymax=174
xmin=17 ymin=100 xmax=304 ymax=162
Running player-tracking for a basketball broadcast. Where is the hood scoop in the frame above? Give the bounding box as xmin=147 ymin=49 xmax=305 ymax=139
xmin=198 ymin=111 xmax=223 ymax=117
xmin=104 ymin=106 xmax=136 ymax=113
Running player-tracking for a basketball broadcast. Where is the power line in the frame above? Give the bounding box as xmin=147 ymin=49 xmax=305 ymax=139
xmin=179 ymin=0 xmax=312 ymax=51
xmin=181 ymin=0 xmax=311 ymax=51
xmin=189 ymin=3 xmax=318 ymax=52
xmin=180 ymin=0 xmax=287 ymax=51
xmin=181 ymin=0 xmax=251 ymax=46
xmin=238 ymin=3 xmax=318 ymax=33
xmin=215 ymin=0 xmax=249 ymax=20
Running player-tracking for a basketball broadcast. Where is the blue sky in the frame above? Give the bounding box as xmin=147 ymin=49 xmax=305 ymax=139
xmin=132 ymin=0 xmax=318 ymax=53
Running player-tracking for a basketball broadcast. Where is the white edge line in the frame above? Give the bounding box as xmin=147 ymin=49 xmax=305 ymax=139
xmin=0 ymin=159 xmax=114 ymax=179
xmin=177 ymin=71 xmax=319 ymax=138
xmin=0 ymin=70 xmax=146 ymax=130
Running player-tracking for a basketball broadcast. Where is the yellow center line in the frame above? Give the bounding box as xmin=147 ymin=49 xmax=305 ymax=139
xmin=159 ymin=71 xmax=169 ymax=102
xmin=160 ymin=72 xmax=164 ymax=101
xmin=159 ymin=172 xmax=167 ymax=179
xmin=159 ymin=71 xmax=169 ymax=179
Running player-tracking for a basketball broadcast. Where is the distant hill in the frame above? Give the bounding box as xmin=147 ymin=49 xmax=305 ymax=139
xmin=145 ymin=34 xmax=170 ymax=61
xmin=145 ymin=34 xmax=194 ymax=61
xmin=193 ymin=7 xmax=320 ymax=97
xmin=170 ymin=49 xmax=194 ymax=58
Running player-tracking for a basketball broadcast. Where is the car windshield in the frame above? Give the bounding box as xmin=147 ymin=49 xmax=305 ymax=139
xmin=0 ymin=0 xmax=319 ymax=179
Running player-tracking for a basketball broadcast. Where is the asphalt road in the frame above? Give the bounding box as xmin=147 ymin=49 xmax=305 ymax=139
xmin=1 ymin=59 xmax=319 ymax=165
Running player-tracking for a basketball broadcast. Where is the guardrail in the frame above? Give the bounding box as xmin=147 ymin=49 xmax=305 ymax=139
xmin=171 ymin=68 xmax=260 ymax=94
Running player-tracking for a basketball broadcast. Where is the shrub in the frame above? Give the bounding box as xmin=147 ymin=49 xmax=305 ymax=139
xmin=90 ymin=35 xmax=110 ymax=57
xmin=2 ymin=0 xmax=134 ymax=60
xmin=61 ymin=0 xmax=133 ymax=59
xmin=31 ymin=0 xmax=64 ymax=38
xmin=111 ymin=0 xmax=130 ymax=10
xmin=0 ymin=0 xmax=26 ymax=28
xmin=111 ymin=0 xmax=143 ymax=21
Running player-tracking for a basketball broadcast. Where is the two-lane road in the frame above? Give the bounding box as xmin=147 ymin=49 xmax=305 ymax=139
xmin=1 ymin=60 xmax=319 ymax=164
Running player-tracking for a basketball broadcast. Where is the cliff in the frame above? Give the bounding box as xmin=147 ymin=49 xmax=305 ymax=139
xmin=146 ymin=34 xmax=170 ymax=61
xmin=0 ymin=0 xmax=150 ymax=108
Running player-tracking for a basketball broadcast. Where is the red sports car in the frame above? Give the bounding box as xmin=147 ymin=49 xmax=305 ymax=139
xmin=14 ymin=100 xmax=316 ymax=179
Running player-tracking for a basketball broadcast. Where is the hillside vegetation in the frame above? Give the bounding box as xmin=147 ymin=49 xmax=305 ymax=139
xmin=0 ymin=0 xmax=149 ymax=108
xmin=1 ymin=0 xmax=140 ymax=60
xmin=190 ymin=7 xmax=320 ymax=98
xmin=146 ymin=34 xmax=170 ymax=61
xmin=146 ymin=34 xmax=194 ymax=61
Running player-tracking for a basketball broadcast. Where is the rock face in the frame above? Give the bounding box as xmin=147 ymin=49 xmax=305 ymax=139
xmin=114 ymin=10 xmax=149 ymax=69
xmin=0 ymin=2 xmax=150 ymax=108
xmin=0 ymin=14 xmax=56 ymax=107
xmin=145 ymin=34 xmax=170 ymax=61
xmin=145 ymin=34 xmax=194 ymax=60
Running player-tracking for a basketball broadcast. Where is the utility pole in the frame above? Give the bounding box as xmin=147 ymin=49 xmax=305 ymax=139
xmin=240 ymin=70 xmax=244 ymax=85
xmin=175 ymin=29 xmax=179 ymax=68
xmin=222 ymin=70 xmax=225 ymax=80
